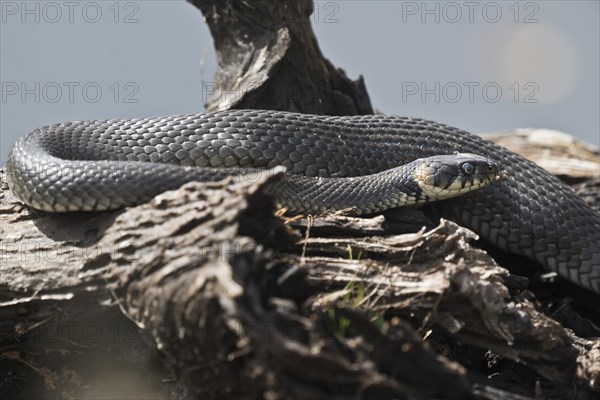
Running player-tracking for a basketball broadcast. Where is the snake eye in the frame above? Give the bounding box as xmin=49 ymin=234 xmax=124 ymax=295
xmin=461 ymin=163 xmax=475 ymax=175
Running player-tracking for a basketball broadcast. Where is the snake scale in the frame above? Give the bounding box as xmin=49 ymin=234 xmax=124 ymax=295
xmin=7 ymin=109 xmax=600 ymax=293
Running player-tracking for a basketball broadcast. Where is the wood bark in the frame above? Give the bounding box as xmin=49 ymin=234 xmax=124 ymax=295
xmin=1 ymin=1 xmax=599 ymax=399
xmin=190 ymin=0 xmax=373 ymax=115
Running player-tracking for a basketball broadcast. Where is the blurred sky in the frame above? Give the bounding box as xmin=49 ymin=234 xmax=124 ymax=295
xmin=1 ymin=0 xmax=599 ymax=164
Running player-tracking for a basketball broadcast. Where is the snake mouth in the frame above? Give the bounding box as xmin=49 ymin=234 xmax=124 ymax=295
xmin=483 ymin=170 xmax=505 ymax=186
xmin=476 ymin=171 xmax=504 ymax=189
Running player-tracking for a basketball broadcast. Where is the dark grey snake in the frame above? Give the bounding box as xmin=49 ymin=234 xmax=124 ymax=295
xmin=6 ymin=109 xmax=600 ymax=293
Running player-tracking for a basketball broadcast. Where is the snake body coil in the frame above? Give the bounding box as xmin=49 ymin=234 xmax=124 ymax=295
xmin=7 ymin=109 xmax=600 ymax=293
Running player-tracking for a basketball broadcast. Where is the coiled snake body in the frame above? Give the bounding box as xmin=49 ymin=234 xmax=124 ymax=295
xmin=7 ymin=109 xmax=600 ymax=293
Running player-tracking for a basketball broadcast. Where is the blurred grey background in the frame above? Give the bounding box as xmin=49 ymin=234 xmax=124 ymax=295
xmin=1 ymin=0 xmax=599 ymax=164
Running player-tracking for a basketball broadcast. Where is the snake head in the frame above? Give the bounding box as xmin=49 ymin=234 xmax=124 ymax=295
xmin=415 ymin=153 xmax=502 ymax=200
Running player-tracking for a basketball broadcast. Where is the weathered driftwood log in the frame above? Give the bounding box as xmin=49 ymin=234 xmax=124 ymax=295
xmin=483 ymin=128 xmax=600 ymax=183
xmin=2 ymin=149 xmax=598 ymax=398
xmin=1 ymin=1 xmax=599 ymax=399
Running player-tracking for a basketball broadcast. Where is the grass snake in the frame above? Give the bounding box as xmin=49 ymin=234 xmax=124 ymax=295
xmin=6 ymin=109 xmax=600 ymax=293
